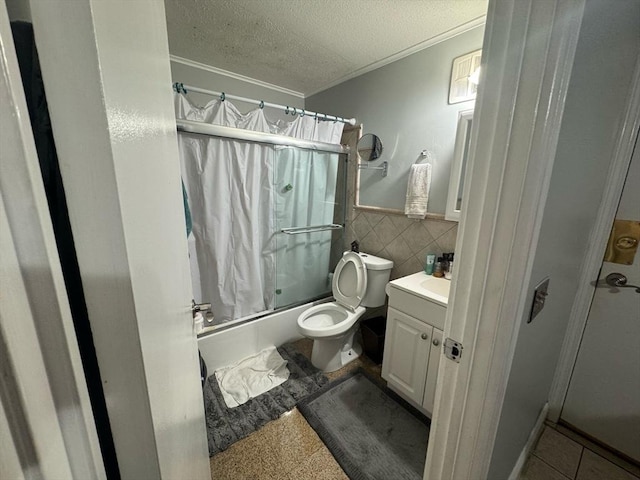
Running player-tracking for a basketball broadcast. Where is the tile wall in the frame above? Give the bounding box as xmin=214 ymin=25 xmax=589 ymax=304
xmin=345 ymin=211 xmax=458 ymax=280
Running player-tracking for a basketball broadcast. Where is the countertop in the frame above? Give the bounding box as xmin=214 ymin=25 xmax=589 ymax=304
xmin=386 ymin=272 xmax=450 ymax=307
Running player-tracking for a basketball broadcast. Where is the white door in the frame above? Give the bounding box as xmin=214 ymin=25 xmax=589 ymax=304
xmin=26 ymin=1 xmax=210 ymax=478
xmin=561 ymin=135 xmax=640 ymax=461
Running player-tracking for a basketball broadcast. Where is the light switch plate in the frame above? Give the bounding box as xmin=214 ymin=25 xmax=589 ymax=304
xmin=528 ymin=277 xmax=550 ymax=323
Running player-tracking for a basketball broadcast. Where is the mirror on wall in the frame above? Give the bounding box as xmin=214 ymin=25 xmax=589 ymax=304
xmin=357 ymin=133 xmax=383 ymax=162
xmin=357 ymin=134 xmax=388 ymax=178
xmin=445 ymin=109 xmax=473 ymax=221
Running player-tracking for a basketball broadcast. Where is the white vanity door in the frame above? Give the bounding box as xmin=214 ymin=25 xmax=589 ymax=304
xmin=382 ymin=307 xmax=432 ymax=405
xmin=422 ymin=327 xmax=444 ymax=415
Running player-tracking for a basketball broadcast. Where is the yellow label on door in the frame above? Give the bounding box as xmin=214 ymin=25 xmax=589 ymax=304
xmin=604 ymin=219 xmax=640 ymax=265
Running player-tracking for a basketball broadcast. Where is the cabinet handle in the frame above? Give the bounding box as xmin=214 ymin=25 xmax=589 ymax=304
xmin=432 ymin=339 xmax=440 ymax=346
xmin=421 ymin=333 xmax=428 ymax=340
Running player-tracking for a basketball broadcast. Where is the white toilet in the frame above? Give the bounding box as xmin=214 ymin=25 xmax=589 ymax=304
xmin=297 ymin=251 xmax=393 ymax=372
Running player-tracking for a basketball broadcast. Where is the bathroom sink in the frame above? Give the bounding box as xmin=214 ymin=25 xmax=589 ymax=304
xmin=386 ymin=272 xmax=450 ymax=306
xmin=420 ymin=277 xmax=451 ymax=299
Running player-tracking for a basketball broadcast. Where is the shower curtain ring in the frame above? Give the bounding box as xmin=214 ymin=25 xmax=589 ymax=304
xmin=259 ymin=100 xmax=264 ymax=109
xmin=285 ymin=106 xmax=290 ymax=115
xmin=180 ymin=83 xmax=187 ymax=94
xmin=300 ymin=109 xmax=305 ymax=117
xmin=220 ymin=92 xmax=226 ymax=102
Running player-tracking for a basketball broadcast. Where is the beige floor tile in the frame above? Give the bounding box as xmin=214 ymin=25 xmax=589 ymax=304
xmin=521 ymin=456 xmax=571 ymax=480
xmin=257 ymin=409 xmax=325 ymax=474
xmin=533 ymin=426 xmax=583 ymax=478
xmin=288 ymin=446 xmax=349 ymax=480
xmin=576 ymin=449 xmax=640 ymax=480
xmin=553 ymin=424 xmax=640 ymax=477
xmin=286 ymin=446 xmax=349 ymax=480
xmin=209 ymin=431 xmax=272 ymax=480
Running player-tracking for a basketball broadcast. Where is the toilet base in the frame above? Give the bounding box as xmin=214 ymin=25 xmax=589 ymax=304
xmin=310 ymin=328 xmax=362 ymax=373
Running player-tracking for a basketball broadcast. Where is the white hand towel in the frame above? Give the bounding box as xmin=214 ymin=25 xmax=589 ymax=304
xmin=215 ymin=346 xmax=290 ymax=408
xmin=404 ymin=163 xmax=432 ymax=219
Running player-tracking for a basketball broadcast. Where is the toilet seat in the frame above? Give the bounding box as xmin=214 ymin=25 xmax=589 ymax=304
xmin=332 ymin=252 xmax=367 ymax=311
xmin=297 ymin=252 xmax=368 ymax=339
xmin=297 ymin=302 xmax=366 ymax=338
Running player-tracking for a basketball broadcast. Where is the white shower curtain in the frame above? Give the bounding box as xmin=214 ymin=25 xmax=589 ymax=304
xmin=175 ymin=93 xmax=344 ymax=324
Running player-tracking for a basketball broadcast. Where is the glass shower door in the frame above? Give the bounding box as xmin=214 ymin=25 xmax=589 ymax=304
xmin=273 ymin=146 xmax=347 ymax=308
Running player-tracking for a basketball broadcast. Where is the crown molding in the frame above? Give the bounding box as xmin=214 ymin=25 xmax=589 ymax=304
xmin=169 ymin=55 xmax=305 ymax=99
xmin=306 ymin=15 xmax=486 ymax=98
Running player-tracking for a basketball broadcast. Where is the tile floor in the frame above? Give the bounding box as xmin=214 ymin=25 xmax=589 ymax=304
xmin=209 ymin=338 xmax=384 ymax=480
xmin=209 ymin=339 xmax=640 ymax=479
xmin=520 ymin=423 xmax=640 ymax=480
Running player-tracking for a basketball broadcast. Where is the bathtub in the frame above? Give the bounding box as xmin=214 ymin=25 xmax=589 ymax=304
xmin=197 ymin=299 xmax=328 ymax=371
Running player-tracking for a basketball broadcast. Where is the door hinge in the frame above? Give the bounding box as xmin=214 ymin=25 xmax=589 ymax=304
xmin=444 ymin=338 xmax=463 ymax=363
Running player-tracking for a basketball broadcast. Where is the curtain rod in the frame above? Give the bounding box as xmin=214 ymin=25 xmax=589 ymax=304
xmin=173 ymin=82 xmax=356 ymax=126
xmin=176 ymin=119 xmax=349 ymax=154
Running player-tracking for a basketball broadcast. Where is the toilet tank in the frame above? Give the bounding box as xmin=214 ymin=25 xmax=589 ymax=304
xmin=358 ymin=252 xmax=394 ymax=307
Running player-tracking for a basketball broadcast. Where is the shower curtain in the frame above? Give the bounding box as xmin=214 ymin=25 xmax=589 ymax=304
xmin=175 ymin=93 xmax=344 ymax=324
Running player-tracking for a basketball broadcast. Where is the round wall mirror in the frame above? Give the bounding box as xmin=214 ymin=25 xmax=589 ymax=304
xmin=357 ymin=134 xmax=383 ymax=162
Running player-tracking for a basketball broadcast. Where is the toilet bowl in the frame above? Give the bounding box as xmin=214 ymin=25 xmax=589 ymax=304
xmin=297 ymin=251 xmax=393 ymax=372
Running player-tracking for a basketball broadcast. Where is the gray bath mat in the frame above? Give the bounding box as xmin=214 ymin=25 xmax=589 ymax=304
xmin=203 ymin=343 xmax=327 ymax=456
xmin=298 ymin=369 xmax=430 ymax=480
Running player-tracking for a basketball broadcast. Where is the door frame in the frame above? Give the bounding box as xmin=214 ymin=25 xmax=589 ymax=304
xmin=547 ymin=62 xmax=640 ymax=422
xmin=14 ymin=0 xmax=621 ymax=479
xmin=0 ymin=2 xmax=105 ymax=477
xmin=425 ymin=0 xmax=586 ymax=478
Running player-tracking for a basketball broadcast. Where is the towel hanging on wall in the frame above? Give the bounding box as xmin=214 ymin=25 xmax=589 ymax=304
xmin=404 ymin=163 xmax=432 ymax=219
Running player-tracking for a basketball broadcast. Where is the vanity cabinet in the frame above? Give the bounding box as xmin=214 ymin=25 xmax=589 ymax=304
xmin=381 ymin=273 xmax=449 ymax=416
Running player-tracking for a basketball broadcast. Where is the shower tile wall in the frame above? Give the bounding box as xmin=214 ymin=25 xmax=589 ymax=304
xmin=346 ymin=211 xmax=458 ymax=280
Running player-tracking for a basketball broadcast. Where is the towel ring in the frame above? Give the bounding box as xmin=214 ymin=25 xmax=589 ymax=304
xmin=415 ymin=150 xmax=432 ymax=164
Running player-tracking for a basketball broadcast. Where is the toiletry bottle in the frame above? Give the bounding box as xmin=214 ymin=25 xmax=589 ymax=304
xmin=445 ymin=253 xmax=455 ymax=280
xmin=444 ymin=253 xmax=452 ymax=280
xmin=425 ymin=254 xmax=436 ymax=275
xmin=441 ymin=253 xmax=450 ymax=275
xmin=433 ymin=257 xmax=444 ymax=278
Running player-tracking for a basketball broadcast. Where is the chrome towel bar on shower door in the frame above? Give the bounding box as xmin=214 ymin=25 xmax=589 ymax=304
xmin=280 ymin=224 xmax=343 ymax=235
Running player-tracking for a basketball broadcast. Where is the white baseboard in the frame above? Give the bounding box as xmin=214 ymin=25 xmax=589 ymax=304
xmin=508 ymin=402 xmax=549 ymax=480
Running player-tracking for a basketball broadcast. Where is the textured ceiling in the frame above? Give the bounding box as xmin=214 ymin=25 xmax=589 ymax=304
xmin=164 ymin=0 xmax=488 ymax=96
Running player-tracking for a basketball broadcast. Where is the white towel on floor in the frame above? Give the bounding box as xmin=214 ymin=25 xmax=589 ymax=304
xmin=215 ymin=346 xmax=290 ymax=408
xmin=404 ymin=163 xmax=432 ymax=219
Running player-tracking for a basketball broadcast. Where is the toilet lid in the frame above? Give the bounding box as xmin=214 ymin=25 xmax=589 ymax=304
xmin=332 ymin=252 xmax=367 ymax=311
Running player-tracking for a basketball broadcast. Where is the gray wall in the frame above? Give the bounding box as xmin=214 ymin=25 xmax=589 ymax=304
xmin=170 ymin=60 xmax=304 ymax=122
xmin=306 ymin=26 xmax=484 ymax=214
xmin=488 ymin=1 xmax=640 ymax=477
